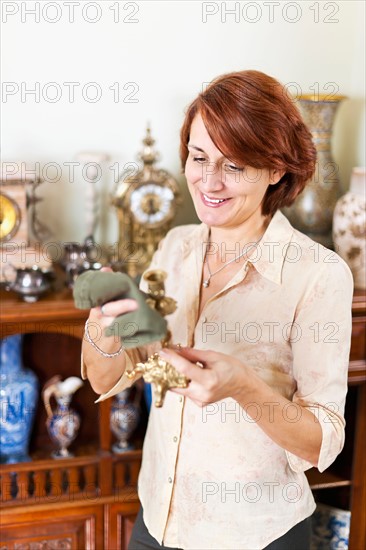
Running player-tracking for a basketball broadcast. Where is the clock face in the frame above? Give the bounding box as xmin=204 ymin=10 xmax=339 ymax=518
xmin=0 ymin=192 xmax=21 ymax=243
xmin=130 ymin=183 xmax=175 ymax=227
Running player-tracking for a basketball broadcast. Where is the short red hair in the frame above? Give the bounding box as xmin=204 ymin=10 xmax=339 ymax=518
xmin=180 ymin=70 xmax=316 ymax=217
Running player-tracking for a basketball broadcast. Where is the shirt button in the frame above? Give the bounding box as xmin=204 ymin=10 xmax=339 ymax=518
xmin=168 ymin=477 xmax=173 ymax=483
xmin=173 ymin=436 xmax=178 ymax=442
xmin=202 ymin=316 xmax=207 ymax=323
xmin=179 ymin=396 xmax=183 ymax=403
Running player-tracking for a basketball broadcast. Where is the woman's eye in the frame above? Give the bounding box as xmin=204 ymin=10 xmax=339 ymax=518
xmin=224 ymin=164 xmax=243 ymax=172
xmin=193 ymin=156 xmax=207 ymax=163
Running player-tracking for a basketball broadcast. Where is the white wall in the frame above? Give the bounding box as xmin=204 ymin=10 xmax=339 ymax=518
xmin=2 ymin=0 xmax=365 ymax=245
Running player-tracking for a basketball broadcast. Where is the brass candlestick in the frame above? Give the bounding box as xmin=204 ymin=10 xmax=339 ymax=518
xmin=125 ymin=269 xmax=189 ymax=407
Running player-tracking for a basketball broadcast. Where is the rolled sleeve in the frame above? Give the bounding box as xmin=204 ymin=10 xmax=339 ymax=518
xmin=286 ymin=404 xmax=346 ymax=473
xmin=285 ymin=258 xmax=353 ymax=473
xmin=94 ymin=351 xmax=140 ymax=403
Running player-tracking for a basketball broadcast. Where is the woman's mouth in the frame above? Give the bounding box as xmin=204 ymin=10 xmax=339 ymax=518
xmin=200 ymin=192 xmax=231 ymax=207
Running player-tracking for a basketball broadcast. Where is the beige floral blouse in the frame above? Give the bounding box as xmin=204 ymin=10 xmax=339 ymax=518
xmin=83 ymin=210 xmax=354 ymax=549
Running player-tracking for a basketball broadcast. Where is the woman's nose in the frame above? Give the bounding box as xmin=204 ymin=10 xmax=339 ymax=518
xmin=200 ymin=162 xmax=225 ymax=191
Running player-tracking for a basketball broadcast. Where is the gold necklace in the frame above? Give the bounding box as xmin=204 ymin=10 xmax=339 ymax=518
xmin=202 ymin=238 xmax=262 ymax=288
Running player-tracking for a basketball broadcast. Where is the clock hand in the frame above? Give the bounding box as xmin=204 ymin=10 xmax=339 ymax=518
xmin=148 ymin=197 xmax=155 ymax=214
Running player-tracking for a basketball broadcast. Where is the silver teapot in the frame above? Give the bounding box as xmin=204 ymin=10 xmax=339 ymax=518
xmin=59 ymin=236 xmax=105 ymax=287
xmin=3 ymin=265 xmax=52 ymax=302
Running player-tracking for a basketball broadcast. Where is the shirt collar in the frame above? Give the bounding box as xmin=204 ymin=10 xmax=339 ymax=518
xmin=181 ymin=209 xmax=294 ymax=286
xmin=182 ymin=222 xmax=209 ymax=265
xmin=251 ymin=210 xmax=295 ymax=285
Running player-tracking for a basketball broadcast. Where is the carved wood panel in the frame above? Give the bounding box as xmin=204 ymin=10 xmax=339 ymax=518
xmin=14 ymin=538 xmax=72 ymax=549
xmin=0 ymin=506 xmax=104 ymax=550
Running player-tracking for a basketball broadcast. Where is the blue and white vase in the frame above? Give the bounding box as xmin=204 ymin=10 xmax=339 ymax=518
xmin=311 ymin=503 xmax=351 ymax=549
xmin=110 ymin=389 xmax=140 ymax=453
xmin=0 ymin=334 xmax=38 ymax=464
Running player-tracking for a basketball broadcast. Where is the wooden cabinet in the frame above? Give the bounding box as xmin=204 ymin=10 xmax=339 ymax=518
xmin=0 ymin=288 xmax=142 ymax=550
xmin=0 ymin=288 xmax=365 ymax=549
xmin=305 ymin=289 xmax=366 ymax=549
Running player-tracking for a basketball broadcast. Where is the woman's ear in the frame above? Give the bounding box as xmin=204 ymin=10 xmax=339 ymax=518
xmin=269 ymin=169 xmax=286 ymax=185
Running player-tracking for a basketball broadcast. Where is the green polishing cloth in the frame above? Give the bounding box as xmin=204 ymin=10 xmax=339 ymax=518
xmin=73 ymin=270 xmax=168 ymax=348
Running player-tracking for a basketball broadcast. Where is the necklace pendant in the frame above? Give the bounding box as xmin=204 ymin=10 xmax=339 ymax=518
xmin=203 ymin=279 xmax=210 ymax=288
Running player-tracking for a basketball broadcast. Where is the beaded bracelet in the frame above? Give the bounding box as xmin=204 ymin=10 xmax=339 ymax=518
xmin=84 ymin=319 xmax=124 ymax=358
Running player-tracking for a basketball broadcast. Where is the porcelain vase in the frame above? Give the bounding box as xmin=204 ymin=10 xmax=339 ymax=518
xmin=284 ymin=94 xmax=346 ymax=248
xmin=333 ymin=167 xmax=366 ymax=289
xmin=46 ymin=397 xmax=81 ymax=458
xmin=311 ymin=503 xmax=350 ymax=549
xmin=110 ymin=389 xmax=140 ymax=453
xmin=0 ymin=334 xmax=38 ymax=464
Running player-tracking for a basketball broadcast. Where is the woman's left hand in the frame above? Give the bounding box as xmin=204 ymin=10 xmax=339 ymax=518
xmin=160 ymin=347 xmax=322 ymax=465
xmin=159 ymin=347 xmax=251 ymax=407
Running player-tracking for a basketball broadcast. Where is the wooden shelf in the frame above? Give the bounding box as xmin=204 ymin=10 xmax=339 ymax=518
xmin=306 ymin=469 xmax=351 ymax=490
xmin=351 ymin=288 xmax=366 ymax=313
xmin=0 ymin=287 xmax=88 ymax=339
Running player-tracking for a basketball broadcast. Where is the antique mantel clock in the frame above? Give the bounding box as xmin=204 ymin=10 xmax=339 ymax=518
xmin=0 ymin=176 xmax=51 ymax=282
xmin=112 ymin=126 xmax=182 ymax=277
xmin=0 ymin=183 xmax=26 ymax=244
xmin=1 ymin=179 xmax=29 ymax=281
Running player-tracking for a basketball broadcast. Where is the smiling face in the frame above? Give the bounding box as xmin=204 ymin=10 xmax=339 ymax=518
xmin=185 ymin=113 xmax=282 ymax=232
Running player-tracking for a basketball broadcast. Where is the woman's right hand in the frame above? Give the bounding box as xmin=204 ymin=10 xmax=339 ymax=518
xmin=82 ymin=267 xmax=139 ymax=395
xmin=88 ymin=296 xmax=139 ymax=332
xmin=88 ymin=265 xmax=138 ymax=321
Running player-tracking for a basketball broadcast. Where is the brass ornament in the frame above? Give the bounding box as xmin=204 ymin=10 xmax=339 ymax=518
xmin=125 ymin=352 xmax=189 ymax=408
xmin=143 ymin=269 xmax=178 ymax=320
xmin=125 ymin=268 xmax=189 ymax=407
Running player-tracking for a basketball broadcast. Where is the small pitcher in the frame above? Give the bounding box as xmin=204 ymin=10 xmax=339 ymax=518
xmin=42 ymin=376 xmax=83 ymax=459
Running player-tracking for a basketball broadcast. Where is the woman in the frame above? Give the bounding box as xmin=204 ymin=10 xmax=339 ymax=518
xmin=81 ymin=71 xmax=353 ymax=550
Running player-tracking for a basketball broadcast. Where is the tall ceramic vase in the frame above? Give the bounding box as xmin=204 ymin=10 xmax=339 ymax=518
xmin=0 ymin=334 xmax=38 ymax=464
xmin=333 ymin=167 xmax=366 ymax=289
xmin=284 ymin=94 xmax=346 ymax=248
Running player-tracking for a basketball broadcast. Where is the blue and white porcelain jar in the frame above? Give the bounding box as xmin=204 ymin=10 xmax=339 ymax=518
xmin=0 ymin=334 xmax=38 ymax=463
